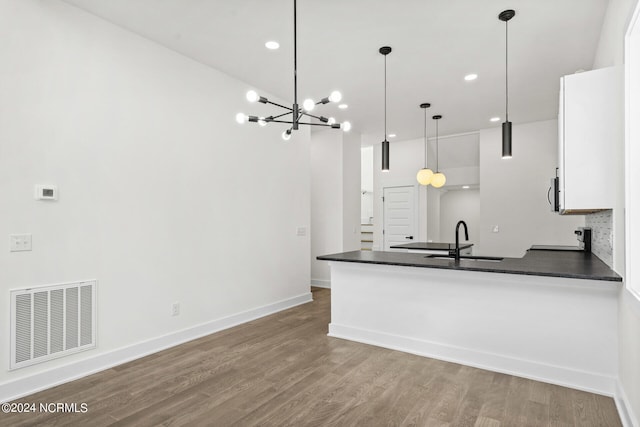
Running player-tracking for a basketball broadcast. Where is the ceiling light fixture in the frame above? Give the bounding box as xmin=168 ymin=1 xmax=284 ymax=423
xmin=464 ymin=73 xmax=478 ymax=81
xmin=431 ymin=115 xmax=446 ymax=188
xmin=389 ymin=134 xmax=396 ymax=138
xmin=499 ymin=9 xmax=515 ymax=159
xmin=338 ymin=104 xmax=348 ymax=109
xmin=416 ymin=103 xmax=433 ymax=186
xmin=237 ymin=0 xmax=349 ymax=140
xmin=490 ymin=116 xmax=501 ymax=122
xmin=380 ymin=46 xmax=392 ymax=172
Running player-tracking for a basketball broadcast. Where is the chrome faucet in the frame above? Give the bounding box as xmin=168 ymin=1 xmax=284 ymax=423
xmin=452 ymin=220 xmax=469 ymax=261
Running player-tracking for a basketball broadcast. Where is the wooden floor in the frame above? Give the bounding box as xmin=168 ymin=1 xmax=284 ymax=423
xmin=4 ymin=288 xmax=621 ymax=427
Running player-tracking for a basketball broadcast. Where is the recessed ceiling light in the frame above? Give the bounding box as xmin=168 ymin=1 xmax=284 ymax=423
xmin=265 ymin=41 xmax=280 ymax=50
xmin=388 ymin=134 xmax=396 ymax=138
xmin=462 ymin=185 xmax=470 ymax=189
xmin=464 ymin=73 xmax=478 ymax=81
xmin=338 ymin=104 xmax=348 ymax=109
xmin=490 ymin=117 xmax=501 ymax=122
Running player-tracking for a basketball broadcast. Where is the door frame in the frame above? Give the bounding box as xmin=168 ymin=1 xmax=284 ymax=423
xmin=382 ymin=184 xmax=420 ymax=250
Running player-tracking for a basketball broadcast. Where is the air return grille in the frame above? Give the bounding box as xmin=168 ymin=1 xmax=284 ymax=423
xmin=10 ymin=281 xmax=97 ymax=370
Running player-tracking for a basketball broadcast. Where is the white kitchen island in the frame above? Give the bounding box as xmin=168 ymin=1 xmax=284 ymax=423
xmin=318 ymin=250 xmax=621 ymax=397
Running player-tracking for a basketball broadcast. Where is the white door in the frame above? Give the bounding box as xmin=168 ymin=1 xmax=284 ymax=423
xmin=383 ymin=186 xmax=416 ymax=251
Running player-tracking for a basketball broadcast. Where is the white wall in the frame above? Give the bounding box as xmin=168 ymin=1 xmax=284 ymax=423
xmin=439 ymin=189 xmax=480 ymax=249
xmin=594 ymin=0 xmax=640 ymax=423
xmin=594 ymin=0 xmax=639 ymax=69
xmin=0 ymin=0 xmax=311 ymax=396
xmin=343 ymin=132 xmax=362 ymax=251
xmin=478 ymin=120 xmax=585 ymax=257
xmin=310 ymin=130 xmax=360 ymax=286
xmin=427 ymin=187 xmax=442 ymax=242
xmin=311 ymin=131 xmax=342 ymax=285
xmin=360 ymin=146 xmax=374 ymax=223
xmin=619 ymin=295 xmax=640 ymax=425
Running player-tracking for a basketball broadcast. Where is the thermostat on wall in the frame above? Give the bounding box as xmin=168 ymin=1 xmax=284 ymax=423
xmin=35 ymin=185 xmax=58 ymax=201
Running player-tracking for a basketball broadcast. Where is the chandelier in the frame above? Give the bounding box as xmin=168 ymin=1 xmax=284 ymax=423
xmin=236 ymin=0 xmax=351 ymax=140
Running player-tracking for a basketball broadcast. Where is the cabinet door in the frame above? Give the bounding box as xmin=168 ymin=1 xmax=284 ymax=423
xmin=560 ymin=67 xmax=620 ymax=212
xmin=558 ymin=78 xmax=566 ymax=210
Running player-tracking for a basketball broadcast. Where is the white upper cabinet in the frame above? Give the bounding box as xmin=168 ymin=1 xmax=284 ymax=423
xmin=558 ymin=66 xmax=622 ymax=214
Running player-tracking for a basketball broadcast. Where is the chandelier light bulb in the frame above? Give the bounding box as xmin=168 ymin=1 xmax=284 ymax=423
xmin=236 ymin=113 xmax=247 ymax=124
xmin=329 ymin=91 xmax=342 ymax=103
xmin=258 ymin=117 xmax=267 ymax=127
xmin=431 ymin=172 xmax=446 ymax=188
xmin=302 ymin=98 xmax=315 ymax=111
xmin=327 ymin=117 xmax=336 ymax=125
xmin=342 ymin=121 xmax=352 ymax=132
xmin=246 ymin=90 xmax=259 ymax=103
xmin=282 ymin=129 xmax=292 ymax=141
xmin=416 ymin=168 xmax=434 ymax=186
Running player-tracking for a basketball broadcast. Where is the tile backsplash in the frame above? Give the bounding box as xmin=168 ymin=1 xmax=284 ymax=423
xmin=585 ymin=210 xmax=613 ymax=267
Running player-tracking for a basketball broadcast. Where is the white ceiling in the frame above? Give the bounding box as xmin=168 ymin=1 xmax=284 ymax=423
xmin=62 ymin=0 xmax=607 ymax=146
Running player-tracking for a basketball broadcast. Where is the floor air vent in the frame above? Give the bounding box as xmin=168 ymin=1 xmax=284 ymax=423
xmin=10 ymin=280 xmax=97 ymax=370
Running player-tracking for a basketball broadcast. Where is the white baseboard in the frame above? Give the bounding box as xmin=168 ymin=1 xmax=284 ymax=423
xmin=616 ymin=379 xmax=639 ymax=427
xmin=328 ymin=323 xmax=617 ymax=397
xmin=0 ymin=292 xmax=313 ymax=403
xmin=310 ymin=278 xmax=331 ymax=288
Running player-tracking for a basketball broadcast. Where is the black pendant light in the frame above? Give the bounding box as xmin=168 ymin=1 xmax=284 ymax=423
xmin=380 ymin=46 xmax=392 ymax=171
xmin=431 ymin=115 xmax=446 ymax=188
xmin=499 ymin=9 xmax=515 ymax=159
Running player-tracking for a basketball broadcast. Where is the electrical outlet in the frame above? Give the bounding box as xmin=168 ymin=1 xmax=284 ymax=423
xmin=492 ymin=225 xmax=500 ymax=233
xmin=171 ymin=302 xmax=180 ymax=316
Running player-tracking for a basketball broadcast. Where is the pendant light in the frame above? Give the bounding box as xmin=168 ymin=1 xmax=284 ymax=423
xmin=431 ymin=115 xmax=446 ymax=188
xmin=380 ymin=46 xmax=392 ymax=172
xmin=499 ymin=9 xmax=515 ymax=159
xmin=416 ymin=103 xmax=433 ymax=185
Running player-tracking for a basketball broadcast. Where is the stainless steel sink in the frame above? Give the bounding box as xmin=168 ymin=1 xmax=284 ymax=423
xmin=425 ymin=255 xmax=504 ymax=262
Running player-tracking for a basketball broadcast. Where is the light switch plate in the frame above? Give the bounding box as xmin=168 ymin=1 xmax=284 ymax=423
xmin=10 ymin=234 xmax=32 ymax=252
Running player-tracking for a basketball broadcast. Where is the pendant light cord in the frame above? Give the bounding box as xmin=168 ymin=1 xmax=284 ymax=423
xmin=423 ymin=108 xmax=427 ymax=168
xmin=293 ymin=0 xmax=298 ymax=124
xmin=384 ymin=54 xmax=387 ymax=140
xmin=435 ymin=119 xmax=439 ymax=172
xmin=505 ymin=19 xmax=509 ymax=122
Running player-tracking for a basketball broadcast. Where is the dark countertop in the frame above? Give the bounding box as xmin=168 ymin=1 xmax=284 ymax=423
xmin=390 ymin=242 xmax=473 ymax=250
xmin=317 ymin=249 xmax=622 ymax=282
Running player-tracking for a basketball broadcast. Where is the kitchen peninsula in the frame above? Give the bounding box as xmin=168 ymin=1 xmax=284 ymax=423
xmin=317 ymin=249 xmax=621 ymax=396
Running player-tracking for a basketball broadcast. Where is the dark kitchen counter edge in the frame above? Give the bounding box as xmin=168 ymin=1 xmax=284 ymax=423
xmin=316 ymin=250 xmax=622 ymax=282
